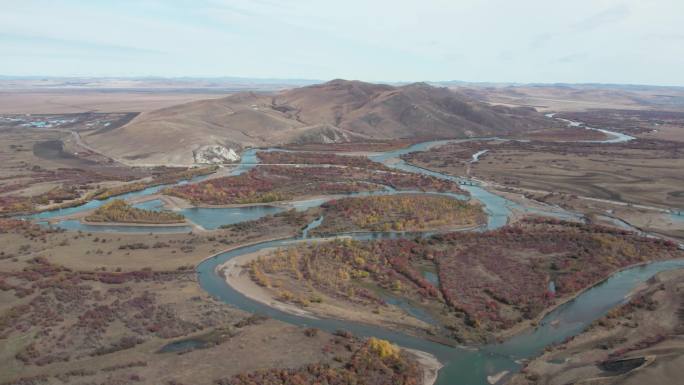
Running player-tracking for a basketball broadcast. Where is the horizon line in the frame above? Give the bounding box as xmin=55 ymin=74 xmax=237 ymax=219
xmin=1 ymin=75 xmax=684 ymax=89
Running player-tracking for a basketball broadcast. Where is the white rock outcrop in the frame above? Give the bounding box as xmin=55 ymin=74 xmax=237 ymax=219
xmin=320 ymin=130 xmax=350 ymax=143
xmin=193 ymin=145 xmax=240 ymax=164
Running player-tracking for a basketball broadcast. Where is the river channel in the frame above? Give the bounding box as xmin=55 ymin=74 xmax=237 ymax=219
xmin=28 ymin=120 xmax=683 ymax=385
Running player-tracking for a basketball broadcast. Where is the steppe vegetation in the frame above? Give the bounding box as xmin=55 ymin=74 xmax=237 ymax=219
xmin=248 ymin=218 xmax=682 ymax=342
xmin=91 ymin=166 xmax=216 ymax=200
xmin=218 ymin=335 xmax=421 ymax=385
xmin=85 ymin=200 xmax=185 ymax=224
xmin=0 ymin=121 xmax=218 ymax=216
xmin=311 ymin=194 xmax=483 ymax=234
xmin=509 ymin=268 xmax=684 ymax=385
xmin=3 ymin=80 xmax=683 ymax=385
xmin=405 ymin=138 xmax=684 ymax=208
xmin=431 ymin=218 xmax=680 ymax=332
xmin=0 ymin=220 xmax=238 ymax=382
xmin=0 ymin=212 xmax=426 ymax=385
xmin=166 ymin=165 xmax=464 ymax=205
xmin=556 ymin=109 xmax=684 ymax=137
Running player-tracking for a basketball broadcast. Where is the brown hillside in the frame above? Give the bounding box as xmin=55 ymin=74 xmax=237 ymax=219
xmin=85 ymin=79 xmax=555 ymax=165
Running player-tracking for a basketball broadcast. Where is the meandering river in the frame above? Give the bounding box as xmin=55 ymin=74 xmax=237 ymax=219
xmin=30 ymin=119 xmax=680 ymax=385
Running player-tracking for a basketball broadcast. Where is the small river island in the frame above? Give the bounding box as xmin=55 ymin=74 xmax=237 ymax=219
xmin=84 ymin=199 xmax=186 ymax=224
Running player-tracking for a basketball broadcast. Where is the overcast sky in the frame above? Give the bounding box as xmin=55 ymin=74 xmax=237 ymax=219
xmin=1 ymin=0 xmax=683 ymax=85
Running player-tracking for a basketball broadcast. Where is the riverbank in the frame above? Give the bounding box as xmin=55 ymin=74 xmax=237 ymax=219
xmin=496 ymin=258 xmax=677 ymax=342
xmin=162 ymin=183 xmax=468 ymax=211
xmin=218 ymin=247 xmax=317 ymax=319
xmin=310 ymin=223 xmax=484 ymax=237
xmin=216 ymin=214 xmax=684 ymax=348
xmin=482 ymin=183 xmax=684 ymax=243
xmin=167 ymin=193 xmax=334 ymax=210
xmin=218 ymin=244 xmax=435 ymax=332
xmin=404 ymin=348 xmax=443 ymax=385
xmin=218 ymin=243 xmax=445 ymax=385
xmin=80 ymin=219 xmax=189 ymax=227
xmin=508 ymin=268 xmax=684 ymax=385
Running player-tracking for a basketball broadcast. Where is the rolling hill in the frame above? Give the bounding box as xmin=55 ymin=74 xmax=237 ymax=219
xmin=84 ymin=79 xmax=556 ymax=166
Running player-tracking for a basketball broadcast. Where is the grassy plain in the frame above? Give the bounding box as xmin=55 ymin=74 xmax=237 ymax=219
xmin=405 ymin=140 xmax=684 ymax=210
xmin=0 ymin=209 xmax=426 ymax=385
xmin=0 ymin=89 xmax=228 ymax=114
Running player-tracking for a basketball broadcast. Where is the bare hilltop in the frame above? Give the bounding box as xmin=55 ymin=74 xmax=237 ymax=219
xmin=83 ymin=79 xmax=555 ymax=165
